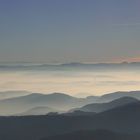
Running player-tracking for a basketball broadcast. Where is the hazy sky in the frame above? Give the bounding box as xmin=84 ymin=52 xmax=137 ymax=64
xmin=0 ymin=0 xmax=140 ymax=63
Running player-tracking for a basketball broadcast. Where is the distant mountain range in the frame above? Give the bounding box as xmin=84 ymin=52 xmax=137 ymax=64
xmin=99 ymin=91 xmax=140 ymax=102
xmin=0 ymin=92 xmax=98 ymax=115
xmin=0 ymin=90 xmax=31 ymax=100
xmin=0 ymin=90 xmax=140 ymax=116
xmin=0 ymin=62 xmax=140 ymax=71
xmin=73 ymin=97 xmax=139 ymax=113
xmin=19 ymin=106 xmax=58 ymax=116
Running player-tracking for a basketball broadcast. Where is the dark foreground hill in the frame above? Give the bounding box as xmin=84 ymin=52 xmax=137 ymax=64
xmin=0 ymin=102 xmax=140 ymax=140
xmin=41 ymin=130 xmax=140 ymax=140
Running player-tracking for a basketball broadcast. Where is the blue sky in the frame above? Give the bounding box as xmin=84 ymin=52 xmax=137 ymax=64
xmin=0 ymin=0 xmax=140 ymax=63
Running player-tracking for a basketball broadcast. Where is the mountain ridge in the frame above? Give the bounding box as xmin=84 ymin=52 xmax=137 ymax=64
xmin=74 ymin=96 xmax=139 ymax=113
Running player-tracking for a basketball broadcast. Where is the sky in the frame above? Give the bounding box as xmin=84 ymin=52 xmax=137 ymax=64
xmin=0 ymin=0 xmax=140 ymax=63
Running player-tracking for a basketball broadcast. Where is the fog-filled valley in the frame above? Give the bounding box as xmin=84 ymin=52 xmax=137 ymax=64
xmin=0 ymin=90 xmax=140 ymax=116
xmin=0 ymin=62 xmax=140 ymax=96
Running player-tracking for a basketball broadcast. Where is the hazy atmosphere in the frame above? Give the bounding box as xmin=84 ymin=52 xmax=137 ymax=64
xmin=0 ymin=64 xmax=140 ymax=96
xmin=0 ymin=0 xmax=140 ymax=63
